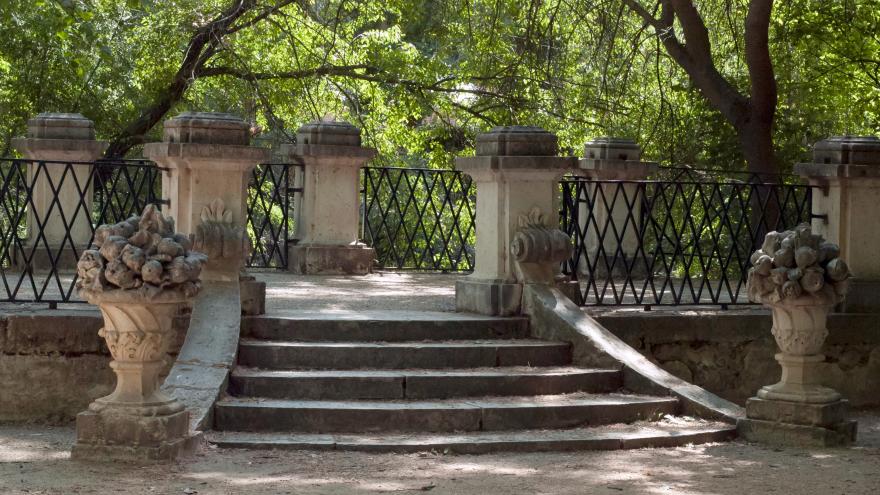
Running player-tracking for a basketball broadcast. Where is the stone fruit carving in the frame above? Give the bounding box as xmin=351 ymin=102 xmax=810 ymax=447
xmin=76 ymin=204 xmax=206 ymax=299
xmin=747 ymin=223 xmax=849 ymax=306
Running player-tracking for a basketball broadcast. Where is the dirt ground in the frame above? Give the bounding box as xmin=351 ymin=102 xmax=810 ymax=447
xmin=1 ymin=412 xmax=878 ymax=495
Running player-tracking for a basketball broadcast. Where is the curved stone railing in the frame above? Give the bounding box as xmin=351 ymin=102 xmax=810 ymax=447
xmin=523 ymin=284 xmax=745 ymax=423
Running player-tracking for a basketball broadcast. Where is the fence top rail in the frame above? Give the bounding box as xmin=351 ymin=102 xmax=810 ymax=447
xmin=1 ymin=157 xmax=158 ymax=166
xmin=561 ymin=177 xmax=816 ymax=188
xmin=363 ymin=166 xmax=467 ymax=174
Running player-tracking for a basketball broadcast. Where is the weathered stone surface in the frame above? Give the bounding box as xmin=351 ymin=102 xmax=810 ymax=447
xmin=287 ymin=244 xmax=374 ymax=275
xmin=72 ymin=409 xmax=197 ymax=462
xmin=746 ymin=397 xmax=849 ymax=427
xmin=213 ymin=394 xmax=677 ymax=433
xmin=737 ymin=417 xmax=857 ymax=447
xmin=455 ymin=279 xmax=523 ymax=316
xmin=593 ymin=309 xmax=880 ymax=407
xmin=239 ymin=276 xmax=266 ymax=315
xmin=238 ymin=339 xmax=571 ymax=370
xmin=241 ymin=313 xmax=529 ymax=342
xmin=0 ymin=354 xmax=114 ymax=422
xmin=209 ymin=422 xmax=736 ymax=453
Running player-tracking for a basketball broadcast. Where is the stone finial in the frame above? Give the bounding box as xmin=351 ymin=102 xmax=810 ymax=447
xmin=77 ymin=204 xmax=206 ymax=301
xmin=476 ymin=126 xmax=559 ymax=156
xmin=812 ymin=136 xmax=880 ymax=165
xmin=192 ymin=198 xmax=251 ymax=271
xmin=296 ymin=121 xmax=362 ymax=147
xmin=510 ymin=207 xmax=573 ymax=284
xmin=163 ymin=112 xmax=250 ymax=145
xmin=747 ymin=223 xmax=849 ymax=306
xmin=26 ymin=113 xmax=96 ymax=140
xmin=583 ymin=137 xmax=641 ymax=161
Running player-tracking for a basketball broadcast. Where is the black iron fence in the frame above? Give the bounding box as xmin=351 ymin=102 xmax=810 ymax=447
xmin=560 ymin=169 xmax=818 ymax=307
xmin=246 ymin=162 xmax=302 ymax=269
xmin=361 ymin=167 xmax=476 ymax=271
xmin=0 ymin=158 xmax=163 ymax=304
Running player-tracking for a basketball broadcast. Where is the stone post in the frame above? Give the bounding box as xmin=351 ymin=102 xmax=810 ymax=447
xmin=577 ymin=138 xmax=657 ymax=278
xmin=282 ymin=121 xmax=376 ymax=275
xmin=455 ymin=126 xmax=576 ymax=316
xmin=11 ymin=113 xmax=108 ymax=270
xmin=738 ymin=224 xmax=856 ymax=447
xmin=144 ymin=112 xmax=270 ymax=282
xmin=794 ymin=136 xmax=880 ymax=312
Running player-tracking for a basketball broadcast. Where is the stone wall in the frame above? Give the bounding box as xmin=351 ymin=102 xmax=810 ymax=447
xmin=0 ymin=310 xmax=188 ymax=423
xmin=594 ymin=310 xmax=880 ymax=407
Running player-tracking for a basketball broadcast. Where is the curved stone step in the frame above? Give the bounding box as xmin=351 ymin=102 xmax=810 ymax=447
xmin=237 ymin=339 xmax=571 ymax=370
xmin=208 ymin=419 xmax=735 ymax=453
xmin=213 ymin=393 xmax=678 ymax=433
xmin=229 ymin=367 xmax=622 ymax=400
xmin=242 ymin=312 xmax=529 ymax=342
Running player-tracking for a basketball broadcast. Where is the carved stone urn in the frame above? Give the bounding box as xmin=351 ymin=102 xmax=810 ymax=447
xmin=739 ymin=223 xmax=856 ymax=446
xmin=72 ymin=204 xmax=206 ymax=461
xmin=760 ymin=294 xmax=840 ymax=403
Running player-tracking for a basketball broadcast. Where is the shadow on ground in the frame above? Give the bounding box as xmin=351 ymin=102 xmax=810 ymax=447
xmin=1 ymin=412 xmax=878 ymax=495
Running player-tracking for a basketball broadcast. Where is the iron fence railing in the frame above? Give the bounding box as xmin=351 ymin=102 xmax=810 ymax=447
xmin=246 ymin=162 xmax=302 ymax=269
xmin=0 ymin=158 xmax=164 ymax=305
xmin=361 ymin=167 xmax=475 ymax=271
xmin=560 ymin=171 xmax=818 ymax=307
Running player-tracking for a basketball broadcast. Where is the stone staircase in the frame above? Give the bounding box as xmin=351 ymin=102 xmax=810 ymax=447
xmin=208 ymin=312 xmax=736 ymax=453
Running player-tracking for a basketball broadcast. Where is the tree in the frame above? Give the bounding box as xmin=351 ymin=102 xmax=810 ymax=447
xmin=622 ymin=0 xmax=779 ymax=177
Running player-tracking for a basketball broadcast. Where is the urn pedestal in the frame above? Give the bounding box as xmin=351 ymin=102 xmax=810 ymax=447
xmin=738 ymin=297 xmax=857 ymax=447
xmin=72 ymin=292 xmax=196 ymax=462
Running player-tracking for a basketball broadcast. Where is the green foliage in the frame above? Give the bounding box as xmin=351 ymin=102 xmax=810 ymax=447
xmin=0 ymin=0 xmax=877 ymax=169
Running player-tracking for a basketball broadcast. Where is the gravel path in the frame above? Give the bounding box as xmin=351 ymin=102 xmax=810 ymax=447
xmin=2 ymin=412 xmax=878 ymax=495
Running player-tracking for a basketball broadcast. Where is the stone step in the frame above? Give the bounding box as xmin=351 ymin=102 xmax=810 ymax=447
xmin=213 ymin=393 xmax=678 ymax=433
xmin=237 ymin=339 xmax=572 ymax=370
xmin=209 ymin=418 xmax=734 ymax=453
xmin=242 ymin=312 xmax=529 ymax=342
xmin=229 ymin=367 xmax=623 ymax=400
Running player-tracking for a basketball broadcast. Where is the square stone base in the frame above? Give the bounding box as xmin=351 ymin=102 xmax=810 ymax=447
xmin=737 ymin=418 xmax=857 ymax=448
xmin=288 ymin=244 xmax=374 ymax=275
xmin=456 ymin=279 xmax=522 ymax=316
xmin=72 ymin=409 xmax=198 ymax=462
xmin=746 ymin=397 xmax=849 ymax=427
xmin=738 ymin=397 xmax=857 ymax=447
xmin=240 ymin=276 xmax=266 ymax=315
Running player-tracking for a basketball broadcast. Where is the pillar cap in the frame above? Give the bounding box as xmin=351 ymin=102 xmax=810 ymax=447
xmin=296 ymin=121 xmax=362 ymax=146
xmin=475 ymin=126 xmax=558 ymax=156
xmin=163 ymin=112 xmax=250 ymax=145
xmin=583 ymin=137 xmax=641 ymax=161
xmin=26 ymin=113 xmax=96 ymax=140
xmin=812 ymin=136 xmax=880 ymax=165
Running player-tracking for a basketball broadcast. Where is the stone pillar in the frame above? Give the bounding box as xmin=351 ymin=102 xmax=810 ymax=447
xmin=794 ymin=136 xmax=880 ymax=312
xmin=282 ymin=121 xmax=376 ymax=275
xmin=455 ymin=126 xmax=576 ymax=316
xmin=577 ymin=138 xmax=657 ymax=278
xmin=11 ymin=113 xmax=108 ymax=270
xmin=144 ymin=112 xmax=269 ymax=282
